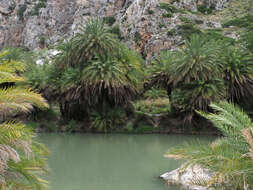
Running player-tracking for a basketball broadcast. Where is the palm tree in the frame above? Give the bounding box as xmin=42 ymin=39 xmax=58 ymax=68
xmin=145 ymin=51 xmax=177 ymax=96
xmin=81 ymin=54 xmax=138 ymax=106
xmin=0 ymin=50 xmax=49 ymax=189
xmin=221 ymin=47 xmax=253 ymax=102
xmin=171 ymin=79 xmax=226 ymax=113
xmin=167 ymin=101 xmax=253 ymax=189
xmin=169 ymin=34 xmax=222 ymax=86
xmin=148 ymin=35 xmax=224 ymax=115
xmin=70 ymin=18 xmax=119 ymax=66
xmin=48 ymin=19 xmax=143 ymax=120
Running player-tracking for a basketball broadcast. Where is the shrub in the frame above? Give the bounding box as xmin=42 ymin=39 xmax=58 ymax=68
xmin=103 ymin=16 xmax=116 ymax=26
xmin=17 ymin=4 xmax=27 ymax=21
xmin=167 ymin=28 xmax=177 ymax=36
xmin=178 ymin=16 xmax=193 ymax=24
xmin=162 ymin=13 xmax=173 ymax=18
xmin=90 ymin=107 xmax=127 ymax=132
xmin=108 ymin=24 xmax=123 ymax=40
xmin=197 ymin=4 xmax=215 ymax=14
xmin=133 ymin=98 xmax=171 ymax=115
xmin=159 ymin=3 xmax=178 ymax=13
xmin=39 ymin=35 xmax=46 ymax=46
xmin=203 ymin=29 xmax=235 ymax=44
xmin=134 ymin=31 xmax=141 ymax=43
xmin=134 ymin=125 xmax=154 ymax=133
xmin=177 ymin=24 xmax=202 ymax=39
xmin=32 ymin=0 xmax=47 ymax=16
xmin=144 ymin=88 xmax=168 ymax=99
xmin=223 ymin=14 xmax=253 ymax=29
xmin=147 ymin=9 xmax=154 ymax=14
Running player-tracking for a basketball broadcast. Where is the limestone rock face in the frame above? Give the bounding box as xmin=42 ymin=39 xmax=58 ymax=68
xmin=0 ymin=0 xmax=230 ymax=59
xmin=160 ymin=165 xmax=215 ymax=190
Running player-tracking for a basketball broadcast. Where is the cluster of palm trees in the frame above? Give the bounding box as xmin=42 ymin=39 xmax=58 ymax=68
xmin=24 ymin=18 xmax=253 ymax=130
xmin=148 ymin=34 xmax=253 ymax=121
xmin=26 ymin=19 xmax=144 ymax=131
xmin=0 ymin=51 xmax=49 ymax=189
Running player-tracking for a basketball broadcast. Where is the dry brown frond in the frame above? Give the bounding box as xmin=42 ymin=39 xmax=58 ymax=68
xmin=0 ymin=145 xmax=20 ymax=173
xmin=242 ymin=128 xmax=253 ymax=160
xmin=12 ymin=140 xmax=33 ymax=158
xmin=164 ymin=154 xmax=185 ymax=159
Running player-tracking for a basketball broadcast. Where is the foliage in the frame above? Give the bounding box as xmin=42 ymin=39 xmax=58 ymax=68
xmin=171 ymin=79 xmax=226 ymax=113
xmin=177 ymin=24 xmax=202 ymax=39
xmin=167 ymin=102 xmax=253 ymax=189
xmin=103 ymin=16 xmax=116 ymax=26
xmin=25 ymin=19 xmax=143 ymax=123
xmin=90 ymin=107 xmax=127 ymax=132
xmin=148 ymin=35 xmax=228 ymax=117
xmin=197 ymin=4 xmax=215 ymax=15
xmin=133 ymin=98 xmax=170 ymax=115
xmin=159 ymin=3 xmax=180 ymax=13
xmin=69 ymin=18 xmax=119 ymax=66
xmin=223 ymin=14 xmax=253 ymax=29
xmin=221 ymin=47 xmax=253 ymax=102
xmin=168 ymin=35 xmax=222 ymax=86
xmin=81 ymin=55 xmax=137 ymax=105
xmin=178 ymin=16 xmax=194 ymax=24
xmin=17 ymin=4 xmax=27 ymax=21
xmin=32 ymin=0 xmax=47 ymax=16
xmin=108 ymin=24 xmax=123 ymax=40
xmin=240 ymin=30 xmax=253 ymax=52
xmin=0 ymin=50 xmax=49 ymax=189
xmin=143 ymin=88 xmax=168 ymax=99
xmin=202 ymin=29 xmax=235 ymax=44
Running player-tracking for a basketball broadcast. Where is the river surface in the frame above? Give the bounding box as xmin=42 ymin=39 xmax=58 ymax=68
xmin=39 ymin=134 xmax=213 ymax=190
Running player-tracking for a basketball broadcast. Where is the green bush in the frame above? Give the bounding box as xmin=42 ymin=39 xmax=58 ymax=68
xmin=134 ymin=125 xmax=154 ymax=133
xmin=197 ymin=4 xmax=215 ymax=14
xmin=134 ymin=31 xmax=141 ymax=43
xmin=133 ymin=98 xmax=171 ymax=115
xmin=103 ymin=16 xmax=116 ymax=26
xmin=17 ymin=4 xmax=27 ymax=21
xmin=144 ymin=88 xmax=168 ymax=99
xmin=147 ymin=9 xmax=154 ymax=14
xmin=90 ymin=107 xmax=127 ymax=132
xmin=39 ymin=35 xmax=46 ymax=46
xmin=203 ymin=29 xmax=235 ymax=44
xmin=66 ymin=120 xmax=78 ymax=132
xmin=108 ymin=24 xmax=123 ymax=40
xmin=240 ymin=30 xmax=253 ymax=52
xmin=223 ymin=14 xmax=253 ymax=29
xmin=167 ymin=28 xmax=177 ymax=36
xmin=159 ymin=3 xmax=178 ymax=13
xmin=32 ymin=0 xmax=47 ymax=16
xmin=178 ymin=16 xmax=193 ymax=24
xmin=177 ymin=24 xmax=202 ymax=39
xmin=162 ymin=13 xmax=173 ymax=18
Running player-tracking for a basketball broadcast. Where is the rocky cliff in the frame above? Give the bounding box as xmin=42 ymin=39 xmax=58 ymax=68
xmin=0 ymin=0 xmax=230 ymax=60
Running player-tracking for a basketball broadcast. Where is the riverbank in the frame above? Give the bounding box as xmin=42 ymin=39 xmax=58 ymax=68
xmin=24 ymin=111 xmax=220 ymax=135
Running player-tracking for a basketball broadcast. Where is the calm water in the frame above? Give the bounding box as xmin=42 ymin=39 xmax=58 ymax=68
xmin=38 ymin=134 xmax=213 ymax=190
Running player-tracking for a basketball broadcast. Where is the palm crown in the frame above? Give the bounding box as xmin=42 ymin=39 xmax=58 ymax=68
xmin=0 ymin=50 xmax=49 ymax=189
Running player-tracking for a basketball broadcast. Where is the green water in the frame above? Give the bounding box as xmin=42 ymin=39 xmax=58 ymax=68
xmin=39 ymin=134 xmax=213 ymax=190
